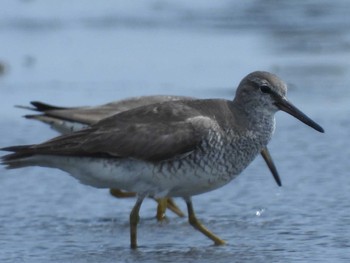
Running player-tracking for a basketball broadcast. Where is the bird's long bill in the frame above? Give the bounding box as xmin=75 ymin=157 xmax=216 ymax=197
xmin=275 ymin=97 xmax=324 ymax=133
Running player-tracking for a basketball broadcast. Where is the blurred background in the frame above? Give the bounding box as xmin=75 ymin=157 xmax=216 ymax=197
xmin=0 ymin=1 xmax=349 ymax=262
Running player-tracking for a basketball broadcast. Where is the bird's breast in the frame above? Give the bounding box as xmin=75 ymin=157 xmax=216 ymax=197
xmin=153 ymin=126 xmax=273 ymax=196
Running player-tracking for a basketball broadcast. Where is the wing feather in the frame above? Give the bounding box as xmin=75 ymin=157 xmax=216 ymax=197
xmin=17 ymin=101 xmax=214 ymax=162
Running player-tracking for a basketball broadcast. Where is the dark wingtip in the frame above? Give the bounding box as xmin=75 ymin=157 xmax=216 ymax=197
xmin=15 ymin=101 xmax=65 ymax=113
xmin=1 ymin=145 xmax=31 ymax=152
xmin=1 ymin=145 xmax=35 ymax=168
xmin=30 ymin=101 xmax=66 ymax=111
xmin=23 ymin=114 xmax=40 ymax=119
xmin=2 ymin=146 xmax=17 ymax=152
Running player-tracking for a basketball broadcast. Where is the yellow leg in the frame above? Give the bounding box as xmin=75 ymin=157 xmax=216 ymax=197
xmin=166 ymin=198 xmax=185 ymax=217
xmin=185 ymin=197 xmax=226 ymax=245
xmin=110 ymin=188 xmax=185 ymax=220
xmin=130 ymin=196 xmax=144 ymax=249
xmin=156 ymin=198 xmax=168 ymax=221
xmin=155 ymin=198 xmax=185 ymax=221
xmin=110 ymin=188 xmax=136 ymax=198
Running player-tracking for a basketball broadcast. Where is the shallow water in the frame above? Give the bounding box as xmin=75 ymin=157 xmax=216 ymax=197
xmin=1 ymin=1 xmax=350 ymax=262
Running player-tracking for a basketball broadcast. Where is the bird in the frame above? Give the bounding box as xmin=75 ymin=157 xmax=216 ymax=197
xmin=17 ymin=95 xmax=282 ymax=221
xmin=1 ymin=71 xmax=324 ymax=248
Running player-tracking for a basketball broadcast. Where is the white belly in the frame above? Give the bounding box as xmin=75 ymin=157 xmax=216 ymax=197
xmin=29 ymin=155 xmax=238 ymax=197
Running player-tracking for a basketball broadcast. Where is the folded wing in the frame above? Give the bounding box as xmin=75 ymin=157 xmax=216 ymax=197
xmin=4 ymin=101 xmax=212 ymax=163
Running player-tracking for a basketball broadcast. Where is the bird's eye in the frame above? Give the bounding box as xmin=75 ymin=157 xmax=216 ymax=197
xmin=260 ymin=85 xmax=271 ymax=93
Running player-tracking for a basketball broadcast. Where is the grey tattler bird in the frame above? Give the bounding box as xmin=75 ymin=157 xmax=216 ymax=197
xmin=1 ymin=71 xmax=324 ymax=248
xmin=17 ymin=95 xmax=281 ymax=221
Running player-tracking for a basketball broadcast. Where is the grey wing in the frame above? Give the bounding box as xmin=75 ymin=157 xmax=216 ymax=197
xmin=23 ymin=96 xmax=195 ymax=126
xmin=16 ymin=121 xmax=204 ymax=162
xmin=15 ymin=103 xmax=210 ymax=162
xmin=77 ymin=101 xmax=213 ymax=161
xmin=6 ymin=101 xmax=214 ymax=162
xmin=80 ymin=120 xmax=205 ymax=161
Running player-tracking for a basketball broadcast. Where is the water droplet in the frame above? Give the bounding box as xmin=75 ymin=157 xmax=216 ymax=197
xmin=255 ymin=209 xmax=265 ymax=216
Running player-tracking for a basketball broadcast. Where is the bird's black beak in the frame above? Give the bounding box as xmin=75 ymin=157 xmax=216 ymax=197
xmin=275 ymin=96 xmax=324 ymax=133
